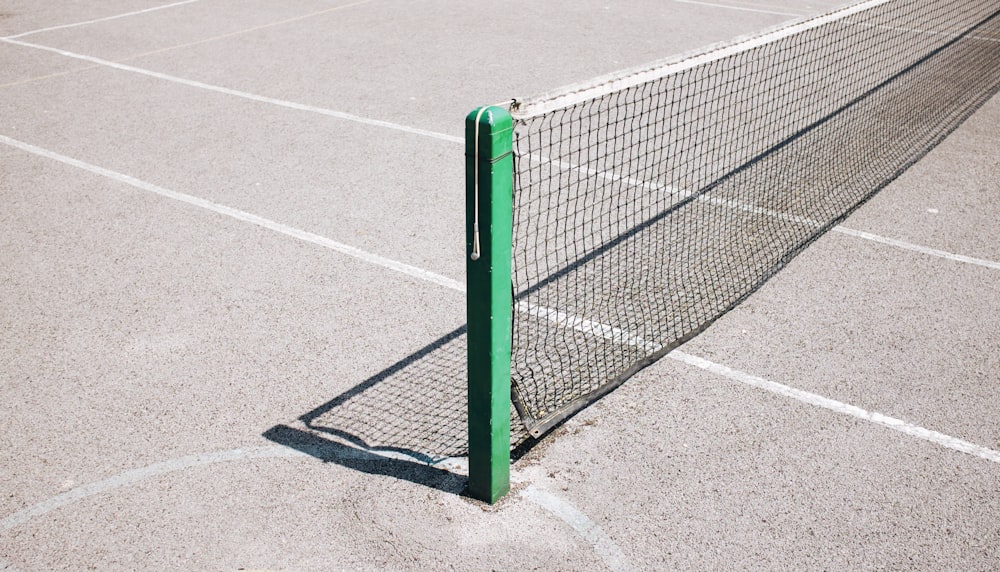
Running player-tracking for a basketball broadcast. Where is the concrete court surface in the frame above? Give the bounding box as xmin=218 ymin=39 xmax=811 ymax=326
xmin=1 ymin=0 xmax=997 ymax=570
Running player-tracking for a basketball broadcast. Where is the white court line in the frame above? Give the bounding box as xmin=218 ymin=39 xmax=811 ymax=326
xmin=0 ymin=447 xmax=309 ymax=532
xmin=521 ymin=486 xmax=634 ymax=572
xmin=672 ymin=0 xmax=803 ymax=17
xmin=518 ymin=302 xmax=661 ymax=353
xmin=0 ymin=441 xmax=631 ymax=572
xmin=3 ymin=35 xmax=996 ymax=272
xmin=0 ymin=38 xmax=462 ymax=145
xmin=1 ymin=0 xmax=203 ymax=40
xmin=670 ymin=351 xmax=1000 ymax=464
xmin=833 ymin=226 xmax=1000 ymax=270
xmin=0 ymin=134 xmax=465 ymax=293
xmin=2 ymin=135 xmax=996 ymax=570
xmin=4 ymin=133 xmax=999 ymax=468
xmin=847 ymin=21 xmax=1000 ymax=45
xmin=525 ymin=299 xmax=1000 ymax=465
xmin=700 ymin=193 xmax=1000 ymax=271
xmin=530 ymin=151 xmax=1000 ymax=272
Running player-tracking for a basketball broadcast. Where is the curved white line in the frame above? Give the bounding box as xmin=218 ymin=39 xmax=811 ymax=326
xmin=522 ymin=485 xmax=634 ymax=572
xmin=0 ymin=446 xmax=307 ymax=532
xmin=0 ymin=445 xmax=627 ymax=572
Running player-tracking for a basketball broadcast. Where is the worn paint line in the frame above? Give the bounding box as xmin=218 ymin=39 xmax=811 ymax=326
xmin=2 ymin=0 xmax=203 ymax=40
xmin=522 ymin=485 xmax=634 ymax=572
xmin=0 ymin=447 xmax=308 ymax=532
xmin=121 ymin=0 xmax=375 ymax=60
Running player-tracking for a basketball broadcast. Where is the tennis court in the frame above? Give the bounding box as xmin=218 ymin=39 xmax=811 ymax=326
xmin=1 ymin=0 xmax=998 ymax=569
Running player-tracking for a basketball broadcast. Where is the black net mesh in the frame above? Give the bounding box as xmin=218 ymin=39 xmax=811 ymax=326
xmin=508 ymin=0 xmax=1000 ymax=435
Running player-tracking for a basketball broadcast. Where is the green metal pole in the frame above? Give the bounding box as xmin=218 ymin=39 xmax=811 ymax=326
xmin=465 ymin=105 xmax=514 ymax=504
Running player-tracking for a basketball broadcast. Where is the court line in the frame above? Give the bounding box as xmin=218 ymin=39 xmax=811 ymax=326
xmin=695 ymin=194 xmax=1000 ymax=270
xmin=833 ymin=226 xmax=1000 ymax=270
xmin=3 ymin=37 xmax=996 ymax=273
xmin=670 ymin=351 xmax=1000 ymax=464
xmin=530 ymin=152 xmax=1000 ymax=272
xmin=120 ymin=0 xmax=375 ymax=61
xmin=0 ymin=38 xmax=463 ymax=145
xmin=521 ymin=486 xmax=634 ymax=572
xmin=526 ymin=300 xmax=1000 ymax=465
xmin=672 ymin=0 xmax=803 ymax=17
xmin=0 ymin=134 xmax=465 ymax=293
xmin=4 ymin=134 xmax=999 ymax=464
xmin=0 ymin=64 xmax=102 ymax=90
xmin=0 ymin=447 xmax=308 ymax=532
xmin=0 ymin=0 xmax=373 ymax=91
xmin=0 ymin=438 xmax=628 ymax=571
xmin=1 ymin=0 xmax=203 ymax=40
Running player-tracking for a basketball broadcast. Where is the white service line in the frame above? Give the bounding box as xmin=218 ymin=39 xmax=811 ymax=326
xmin=0 ymin=38 xmax=462 ymax=145
xmin=670 ymin=350 xmax=1000 ymax=464
xmin=532 ymin=152 xmax=1000 ymax=272
xmin=0 ymin=134 xmax=465 ymax=293
xmin=521 ymin=485 xmax=635 ymax=572
xmin=672 ymin=0 xmax=803 ymax=17
xmin=833 ymin=226 xmax=1000 ymax=270
xmin=1 ymin=0 xmax=203 ymax=40
xmin=701 ymin=195 xmax=1000 ymax=271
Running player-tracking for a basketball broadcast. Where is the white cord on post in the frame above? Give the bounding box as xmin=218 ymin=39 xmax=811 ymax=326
xmin=470 ymin=106 xmax=490 ymax=261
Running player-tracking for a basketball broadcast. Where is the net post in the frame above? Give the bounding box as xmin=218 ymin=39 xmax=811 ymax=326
xmin=465 ymin=105 xmax=514 ymax=504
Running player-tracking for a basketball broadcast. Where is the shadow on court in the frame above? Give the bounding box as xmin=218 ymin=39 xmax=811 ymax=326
xmin=263 ymin=325 xmax=530 ymax=494
xmin=265 ymin=7 xmax=1000 ymax=496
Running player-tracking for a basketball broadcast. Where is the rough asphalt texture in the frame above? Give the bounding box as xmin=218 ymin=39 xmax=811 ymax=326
xmin=1 ymin=0 xmax=998 ymax=570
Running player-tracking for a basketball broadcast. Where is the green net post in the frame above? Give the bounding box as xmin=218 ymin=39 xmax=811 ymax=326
xmin=465 ymin=106 xmax=514 ymax=504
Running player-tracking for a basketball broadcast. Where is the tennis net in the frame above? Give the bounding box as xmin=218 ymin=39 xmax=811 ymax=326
xmin=500 ymin=0 xmax=1000 ymax=436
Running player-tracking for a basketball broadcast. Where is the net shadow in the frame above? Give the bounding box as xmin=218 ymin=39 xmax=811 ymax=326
xmin=508 ymin=2 xmax=1000 ymax=433
xmin=263 ymin=325 xmax=531 ymax=493
xmin=266 ymin=0 xmax=1000 ymax=489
